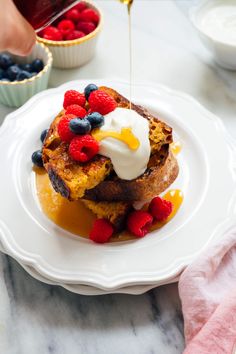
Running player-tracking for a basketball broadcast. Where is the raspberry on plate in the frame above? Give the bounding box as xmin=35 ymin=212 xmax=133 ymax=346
xmin=65 ymin=30 xmax=85 ymax=40
xmin=77 ymin=21 xmax=96 ymax=35
xmin=74 ymin=1 xmax=88 ymax=12
xmin=80 ymin=8 xmax=100 ymax=25
xmin=89 ymin=90 xmax=117 ymax=115
xmin=65 ymin=104 xmax=87 ymax=117
xmin=69 ymin=135 xmax=99 ymax=162
xmin=58 ymin=114 xmax=76 ymax=142
xmin=43 ymin=26 xmax=63 ymax=41
xmin=65 ymin=8 xmax=81 ymax=22
xmin=149 ymin=196 xmax=173 ymax=222
xmin=127 ymin=210 xmax=153 ymax=238
xmin=57 ymin=19 xmax=75 ymax=38
xmin=89 ymin=219 xmax=114 ymax=243
xmin=63 ymin=90 xmax=86 ymax=108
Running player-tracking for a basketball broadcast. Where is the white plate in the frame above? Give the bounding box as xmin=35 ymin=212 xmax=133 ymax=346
xmin=0 ymin=79 xmax=236 ymax=291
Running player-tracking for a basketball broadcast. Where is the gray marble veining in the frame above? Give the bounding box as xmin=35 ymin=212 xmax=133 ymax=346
xmin=1 ymin=0 xmax=236 ymax=353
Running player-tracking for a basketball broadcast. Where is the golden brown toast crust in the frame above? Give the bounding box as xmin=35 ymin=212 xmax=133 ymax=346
xmin=43 ymin=86 xmax=177 ymax=202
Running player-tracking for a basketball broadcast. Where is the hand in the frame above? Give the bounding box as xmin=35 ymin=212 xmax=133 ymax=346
xmin=0 ymin=0 xmax=36 ymax=55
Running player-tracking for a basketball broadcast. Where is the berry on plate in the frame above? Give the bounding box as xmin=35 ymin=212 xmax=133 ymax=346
xmin=127 ymin=210 xmax=153 ymax=237
xmin=0 ymin=54 xmax=13 ymax=70
xmin=77 ymin=21 xmax=96 ymax=34
xmin=80 ymin=8 xmax=99 ymax=25
xmin=43 ymin=26 xmax=63 ymax=41
xmin=89 ymin=90 xmax=117 ymax=115
xmin=32 ymin=150 xmax=44 ymax=168
xmin=149 ymin=196 xmax=173 ymax=222
xmin=65 ymin=8 xmax=81 ymax=22
xmin=20 ymin=63 xmax=33 ymax=72
xmin=69 ymin=118 xmax=91 ymax=135
xmin=69 ymin=135 xmax=99 ymax=162
xmin=63 ymin=90 xmax=86 ymax=109
xmin=58 ymin=114 xmax=76 ymax=142
xmin=65 ymin=104 xmax=87 ymax=117
xmin=84 ymin=83 xmax=98 ymax=100
xmin=86 ymin=112 xmax=104 ymax=129
xmin=65 ymin=30 xmax=85 ymax=40
xmin=57 ymin=19 xmax=75 ymax=38
xmin=89 ymin=219 xmax=114 ymax=243
xmin=40 ymin=129 xmax=49 ymax=144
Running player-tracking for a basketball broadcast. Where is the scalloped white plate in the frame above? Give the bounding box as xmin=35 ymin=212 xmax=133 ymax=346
xmin=0 ymin=79 xmax=236 ymax=291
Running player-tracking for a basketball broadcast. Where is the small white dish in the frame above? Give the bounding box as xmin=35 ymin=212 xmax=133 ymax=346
xmin=37 ymin=2 xmax=103 ymax=69
xmin=190 ymin=0 xmax=236 ymax=70
xmin=0 ymin=42 xmax=53 ymax=107
xmin=0 ymin=79 xmax=236 ymax=291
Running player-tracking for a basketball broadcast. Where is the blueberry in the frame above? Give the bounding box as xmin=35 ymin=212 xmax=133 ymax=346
xmin=0 ymin=68 xmax=4 ymax=79
xmin=7 ymin=65 xmax=21 ymax=81
xmin=86 ymin=112 xmax=104 ymax=129
xmin=84 ymin=83 xmax=98 ymax=100
xmin=0 ymin=53 xmax=13 ymax=70
xmin=69 ymin=118 xmax=91 ymax=135
xmin=16 ymin=70 xmax=32 ymax=81
xmin=31 ymin=150 xmax=44 ymax=167
xmin=40 ymin=129 xmax=48 ymax=143
xmin=31 ymin=59 xmax=44 ymax=73
xmin=0 ymin=78 xmax=10 ymax=82
xmin=30 ymin=72 xmax=38 ymax=78
xmin=20 ymin=63 xmax=33 ymax=72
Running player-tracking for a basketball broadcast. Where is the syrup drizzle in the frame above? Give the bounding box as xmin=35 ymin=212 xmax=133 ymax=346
xmin=120 ymin=0 xmax=133 ymax=109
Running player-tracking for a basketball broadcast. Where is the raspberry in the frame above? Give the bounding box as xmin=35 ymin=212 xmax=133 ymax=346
xmin=57 ymin=19 xmax=75 ymax=38
xmin=89 ymin=219 xmax=114 ymax=243
xmin=65 ymin=30 xmax=85 ymax=40
xmin=80 ymin=8 xmax=99 ymax=25
xmin=65 ymin=8 xmax=81 ymax=22
xmin=63 ymin=90 xmax=86 ymax=109
xmin=149 ymin=196 xmax=173 ymax=222
xmin=74 ymin=1 xmax=87 ymax=12
xmin=127 ymin=211 xmax=153 ymax=238
xmin=43 ymin=26 xmax=63 ymax=41
xmin=77 ymin=21 xmax=96 ymax=35
xmin=65 ymin=104 xmax=87 ymax=117
xmin=58 ymin=114 xmax=76 ymax=142
xmin=89 ymin=90 xmax=117 ymax=115
xmin=69 ymin=135 xmax=99 ymax=162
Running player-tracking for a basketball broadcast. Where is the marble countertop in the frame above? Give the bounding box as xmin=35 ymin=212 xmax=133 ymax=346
xmin=1 ymin=0 xmax=236 ymax=353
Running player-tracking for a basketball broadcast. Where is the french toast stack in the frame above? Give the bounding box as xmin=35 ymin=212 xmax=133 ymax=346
xmin=42 ymin=87 xmax=179 ymax=231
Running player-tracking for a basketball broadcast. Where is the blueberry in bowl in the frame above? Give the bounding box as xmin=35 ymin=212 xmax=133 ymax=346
xmin=0 ymin=42 xmax=53 ymax=107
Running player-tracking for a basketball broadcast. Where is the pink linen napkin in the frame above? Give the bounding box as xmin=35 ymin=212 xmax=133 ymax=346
xmin=179 ymin=229 xmax=236 ymax=354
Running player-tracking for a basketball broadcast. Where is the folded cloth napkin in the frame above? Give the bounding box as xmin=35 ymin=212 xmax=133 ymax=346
xmin=179 ymin=229 xmax=236 ymax=354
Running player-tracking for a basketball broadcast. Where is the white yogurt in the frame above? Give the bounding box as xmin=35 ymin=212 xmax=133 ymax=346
xmin=199 ymin=1 xmax=236 ymax=45
xmin=98 ymin=108 xmax=151 ymax=181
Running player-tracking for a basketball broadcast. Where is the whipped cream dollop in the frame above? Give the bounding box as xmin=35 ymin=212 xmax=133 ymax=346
xmin=95 ymin=107 xmax=151 ymax=180
xmin=199 ymin=1 xmax=236 ymax=45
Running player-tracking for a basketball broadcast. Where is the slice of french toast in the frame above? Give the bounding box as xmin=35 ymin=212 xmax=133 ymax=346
xmin=43 ymin=86 xmax=177 ymax=203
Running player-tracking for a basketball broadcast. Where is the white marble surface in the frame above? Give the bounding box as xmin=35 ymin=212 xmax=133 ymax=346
xmin=1 ymin=0 xmax=236 ymax=352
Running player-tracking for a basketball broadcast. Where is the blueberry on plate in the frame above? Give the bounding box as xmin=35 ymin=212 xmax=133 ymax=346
xmin=0 ymin=53 xmax=13 ymax=70
xmin=40 ymin=129 xmax=48 ymax=143
xmin=69 ymin=118 xmax=91 ymax=135
xmin=31 ymin=150 xmax=44 ymax=167
xmin=87 ymin=112 xmax=104 ymax=129
xmin=20 ymin=63 xmax=33 ymax=72
xmin=84 ymin=83 xmax=98 ymax=100
xmin=16 ymin=70 xmax=32 ymax=81
xmin=31 ymin=59 xmax=44 ymax=73
xmin=7 ymin=65 xmax=21 ymax=81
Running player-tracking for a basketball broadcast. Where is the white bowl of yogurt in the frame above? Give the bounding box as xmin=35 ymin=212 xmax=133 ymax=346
xmin=190 ymin=0 xmax=236 ymax=70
